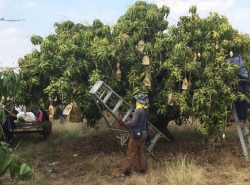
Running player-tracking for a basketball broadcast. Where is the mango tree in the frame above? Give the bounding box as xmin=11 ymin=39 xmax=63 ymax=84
xmin=18 ymin=20 xmax=115 ymax=126
xmin=109 ymin=3 xmax=250 ymax=140
xmin=156 ymin=6 xmax=250 ymax=139
xmin=17 ymin=1 xmax=250 ymax=142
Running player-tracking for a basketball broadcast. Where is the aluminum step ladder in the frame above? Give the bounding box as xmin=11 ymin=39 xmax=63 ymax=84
xmin=89 ymin=80 xmax=170 ymax=160
xmin=232 ymin=104 xmax=250 ymax=162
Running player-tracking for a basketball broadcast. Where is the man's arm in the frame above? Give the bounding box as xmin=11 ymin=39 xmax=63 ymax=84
xmin=125 ymin=109 xmax=141 ymax=127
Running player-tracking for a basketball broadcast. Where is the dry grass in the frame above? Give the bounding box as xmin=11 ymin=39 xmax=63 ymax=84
xmin=1 ymin=119 xmax=250 ymax=185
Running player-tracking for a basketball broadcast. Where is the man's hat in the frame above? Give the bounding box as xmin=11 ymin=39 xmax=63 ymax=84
xmin=133 ymin=93 xmax=149 ymax=105
xmin=5 ymin=97 xmax=12 ymax=103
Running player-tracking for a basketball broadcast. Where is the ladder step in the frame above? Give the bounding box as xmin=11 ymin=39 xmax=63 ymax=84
xmin=99 ymin=91 xmax=106 ymax=99
xmin=112 ymin=99 xmax=123 ymax=113
xmin=89 ymin=80 xmax=103 ymax=94
xmin=110 ymin=128 xmax=129 ymax=133
xmin=119 ymin=133 xmax=130 ymax=146
xmin=103 ymin=91 xmax=113 ymax=104
xmin=122 ymin=108 xmax=134 ymax=122
xmin=108 ymin=117 xmax=117 ymax=127
xmin=232 ymin=104 xmax=250 ymax=162
xmin=96 ymin=91 xmax=106 ymax=104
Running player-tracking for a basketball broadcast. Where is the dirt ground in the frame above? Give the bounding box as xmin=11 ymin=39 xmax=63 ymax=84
xmin=1 ymin=120 xmax=250 ymax=185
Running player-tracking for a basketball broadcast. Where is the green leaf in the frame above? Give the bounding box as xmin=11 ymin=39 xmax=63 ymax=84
xmin=17 ymin=172 xmax=32 ymax=182
xmin=9 ymin=154 xmax=19 ymax=178
xmin=1 ymin=141 xmax=12 ymax=154
xmin=0 ymin=146 xmax=12 ymax=176
xmin=16 ymin=163 xmax=32 ymax=182
xmin=19 ymin=163 xmax=31 ymax=176
xmin=0 ymin=107 xmax=6 ymax=125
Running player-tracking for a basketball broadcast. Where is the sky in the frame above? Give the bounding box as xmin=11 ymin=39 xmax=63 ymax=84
xmin=1 ymin=0 xmax=250 ymax=68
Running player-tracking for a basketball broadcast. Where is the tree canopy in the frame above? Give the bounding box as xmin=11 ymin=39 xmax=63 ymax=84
xmin=16 ymin=1 xmax=250 ymax=134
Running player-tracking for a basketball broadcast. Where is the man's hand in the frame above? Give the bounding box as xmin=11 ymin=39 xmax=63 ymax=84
xmin=118 ymin=120 xmax=125 ymax=126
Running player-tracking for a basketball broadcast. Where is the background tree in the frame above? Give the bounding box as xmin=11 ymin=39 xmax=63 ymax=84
xmin=0 ymin=70 xmax=32 ymax=182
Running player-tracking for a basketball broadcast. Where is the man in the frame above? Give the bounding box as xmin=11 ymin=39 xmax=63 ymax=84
xmin=118 ymin=93 xmax=149 ymax=177
xmin=1 ymin=98 xmax=17 ymax=146
xmin=225 ymin=51 xmax=248 ymax=121
xmin=48 ymin=101 xmax=54 ymax=123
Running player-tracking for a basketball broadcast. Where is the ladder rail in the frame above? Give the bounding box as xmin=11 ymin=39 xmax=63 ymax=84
xmin=147 ymin=133 xmax=161 ymax=153
xmin=90 ymin=80 xmax=133 ymax=109
xmin=92 ymin=84 xmax=134 ymax=123
xmin=103 ymin=94 xmax=134 ymax=122
xmin=242 ymin=122 xmax=250 ymax=144
xmin=93 ymin=94 xmax=120 ymax=121
xmin=91 ymin=94 xmax=113 ymax=126
xmin=147 ymin=121 xmax=170 ymax=142
xmin=92 ymin=94 xmax=130 ymax=131
xmin=92 ymin=94 xmax=131 ymax=145
xmin=232 ymin=104 xmax=250 ymax=162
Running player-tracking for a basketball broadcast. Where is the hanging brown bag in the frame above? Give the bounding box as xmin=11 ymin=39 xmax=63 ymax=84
xmin=137 ymin=40 xmax=145 ymax=52
xmin=168 ymin=93 xmax=174 ymax=106
xmin=143 ymin=74 xmax=151 ymax=87
xmin=142 ymin=55 xmax=150 ymax=65
xmin=182 ymin=77 xmax=189 ymax=90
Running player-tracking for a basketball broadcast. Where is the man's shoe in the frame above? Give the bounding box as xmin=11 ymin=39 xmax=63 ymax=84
xmin=124 ymin=170 xmax=131 ymax=176
xmin=139 ymin=169 xmax=146 ymax=174
xmin=119 ymin=170 xmax=131 ymax=178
